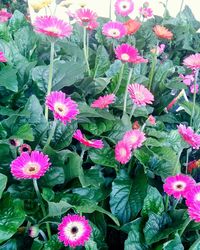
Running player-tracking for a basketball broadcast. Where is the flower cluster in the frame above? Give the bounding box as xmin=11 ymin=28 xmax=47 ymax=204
xmin=75 ymin=8 xmax=98 ymax=30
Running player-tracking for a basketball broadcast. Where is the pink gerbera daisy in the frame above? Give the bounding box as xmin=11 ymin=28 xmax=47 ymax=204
xmin=91 ymin=94 xmax=115 ymax=109
xmin=183 ymin=53 xmax=200 ymax=70
xmin=123 ymin=129 xmax=146 ymax=150
xmin=34 ymin=16 xmax=73 ymax=38
xmin=75 ymin=8 xmax=97 ymax=25
xmin=115 ymin=0 xmax=134 ymax=17
xmin=128 ymin=83 xmax=154 ymax=106
xmin=115 ymin=140 xmax=132 ymax=164
xmin=102 ymin=21 xmax=126 ymax=39
xmin=58 ymin=214 xmax=92 ymax=248
xmin=73 ymin=129 xmax=104 ymax=149
xmin=139 ymin=7 xmax=153 ymax=18
xmin=86 ymin=21 xmax=99 ymax=31
xmin=178 ymin=124 xmax=200 ymax=149
xmin=19 ymin=144 xmax=32 ymax=154
xmin=10 ymin=151 xmax=51 ymax=179
xmin=163 ymin=174 xmax=196 ymax=199
xmin=179 ymin=74 xmax=194 ymax=86
xmin=115 ymin=44 xmax=138 ymax=63
xmin=188 ymin=204 xmax=200 ymax=222
xmin=0 ymin=51 xmax=7 ymax=62
xmin=0 ymin=9 xmax=12 ymax=23
xmin=46 ymin=91 xmax=79 ymax=125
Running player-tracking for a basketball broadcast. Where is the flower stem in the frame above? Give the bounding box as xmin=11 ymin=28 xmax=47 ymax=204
xmin=165 ymin=196 xmax=169 ymax=211
xmin=123 ymin=67 xmax=133 ymax=114
xmin=179 ymin=217 xmax=191 ymax=237
xmin=45 ymin=41 xmax=55 ymax=120
xmin=185 ymin=148 xmax=191 ymax=174
xmin=189 ymin=237 xmax=200 ymax=250
xmin=44 ymin=119 xmax=57 ymax=149
xmin=179 ymin=0 xmax=184 ymax=13
xmin=33 ymin=179 xmax=51 ymax=239
xmin=113 ymin=63 xmax=125 ymax=95
xmin=190 ymin=69 xmax=199 ymax=126
xmin=173 ymin=150 xmax=182 ymax=175
xmin=129 ymin=104 xmax=136 ymax=120
xmin=148 ymin=54 xmax=157 ymax=91
xmin=83 ymin=27 xmax=91 ymax=76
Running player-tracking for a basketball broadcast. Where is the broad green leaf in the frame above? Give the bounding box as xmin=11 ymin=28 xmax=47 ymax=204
xmin=0 ymin=174 xmax=7 ymax=199
xmin=0 ymin=66 xmax=18 ymax=92
xmin=42 ymin=188 xmax=55 ymax=202
xmin=43 ymin=235 xmax=63 ymax=250
xmin=106 ymin=60 xmax=122 ymax=78
xmin=31 ymin=239 xmax=43 ymax=250
xmin=85 ymin=239 xmax=98 ymax=250
xmin=11 ymin=124 xmax=34 ymax=141
xmin=9 ymin=10 xmax=27 ymax=32
xmin=40 ymin=167 xmax=65 ymax=188
xmin=81 ymin=119 xmax=114 ymax=136
xmin=163 ymin=234 xmax=184 ymax=250
xmin=47 ymin=201 xmax=72 ymax=217
xmin=0 ymin=239 xmax=17 ymax=250
xmin=93 ymin=45 xmax=110 ymax=78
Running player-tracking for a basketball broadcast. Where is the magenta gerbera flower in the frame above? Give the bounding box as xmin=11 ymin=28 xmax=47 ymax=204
xmin=115 ymin=0 xmax=134 ymax=17
xmin=102 ymin=21 xmax=126 ymax=39
xmin=115 ymin=44 xmax=138 ymax=63
xmin=183 ymin=53 xmax=200 ymax=70
xmin=91 ymin=94 xmax=115 ymax=109
xmin=123 ymin=129 xmax=146 ymax=150
xmin=75 ymin=8 xmax=97 ymax=25
xmin=73 ymin=129 xmax=104 ymax=149
xmin=188 ymin=204 xmax=200 ymax=222
xmin=0 ymin=9 xmax=12 ymax=23
xmin=128 ymin=83 xmax=154 ymax=106
xmin=0 ymin=51 xmax=7 ymax=62
xmin=115 ymin=140 xmax=132 ymax=164
xmin=58 ymin=214 xmax=92 ymax=248
xmin=178 ymin=124 xmax=200 ymax=149
xmin=163 ymin=174 xmax=196 ymax=199
xmin=34 ymin=16 xmax=73 ymax=38
xmin=46 ymin=91 xmax=79 ymax=125
xmin=186 ymin=185 xmax=200 ymax=208
xmin=10 ymin=151 xmax=51 ymax=179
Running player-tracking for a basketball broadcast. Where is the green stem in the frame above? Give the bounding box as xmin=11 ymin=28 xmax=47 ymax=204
xmin=109 ymin=0 xmax=112 ymax=20
xmin=189 ymin=237 xmax=200 ymax=250
xmin=148 ymin=54 xmax=157 ymax=91
xmin=190 ymin=69 xmax=199 ymax=126
xmin=179 ymin=0 xmax=184 ymax=13
xmin=129 ymin=104 xmax=136 ymax=120
xmin=173 ymin=150 xmax=182 ymax=175
xmin=33 ymin=179 xmax=51 ymax=239
xmin=45 ymin=41 xmax=55 ymax=120
xmin=179 ymin=217 xmax=191 ymax=237
xmin=141 ymin=123 xmax=146 ymax=131
xmin=185 ymin=148 xmax=191 ymax=174
xmin=165 ymin=195 xmax=169 ymax=211
xmin=83 ymin=27 xmax=91 ymax=76
xmin=113 ymin=63 xmax=125 ymax=95
xmin=44 ymin=119 xmax=57 ymax=149
xmin=163 ymin=0 xmax=169 ymax=18
xmin=123 ymin=67 xmax=133 ymax=114
xmin=39 ymin=229 xmax=47 ymax=241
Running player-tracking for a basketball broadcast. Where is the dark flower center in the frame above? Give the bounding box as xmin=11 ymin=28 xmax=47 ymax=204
xmin=123 ymin=5 xmax=127 ymax=9
xmin=22 ymin=147 xmax=29 ymax=152
xmin=176 ymin=184 xmax=183 ymax=189
xmin=29 ymin=167 xmax=36 ymax=172
xmin=58 ymin=107 xmax=63 ymax=112
xmin=71 ymin=226 xmax=78 ymax=234
xmin=9 ymin=139 xmax=16 ymax=146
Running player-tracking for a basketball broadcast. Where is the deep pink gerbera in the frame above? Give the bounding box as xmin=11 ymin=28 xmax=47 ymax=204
xmin=86 ymin=21 xmax=99 ymax=31
xmin=183 ymin=53 xmax=200 ymax=70
xmin=163 ymin=174 xmax=196 ymax=199
xmin=102 ymin=21 xmax=126 ymax=39
xmin=186 ymin=185 xmax=200 ymax=207
xmin=75 ymin=8 xmax=97 ymax=25
xmin=91 ymin=94 xmax=115 ymax=109
xmin=115 ymin=44 xmax=138 ymax=63
xmin=115 ymin=0 xmax=134 ymax=17
xmin=46 ymin=91 xmax=79 ymax=125
xmin=178 ymin=124 xmax=200 ymax=149
xmin=58 ymin=214 xmax=92 ymax=248
xmin=10 ymin=151 xmax=51 ymax=179
xmin=73 ymin=129 xmax=104 ymax=149
xmin=188 ymin=204 xmax=200 ymax=222
xmin=0 ymin=9 xmax=12 ymax=23
xmin=34 ymin=16 xmax=73 ymax=38
xmin=115 ymin=140 xmax=132 ymax=164
xmin=0 ymin=51 xmax=7 ymax=62
xmin=123 ymin=129 xmax=146 ymax=150
xmin=128 ymin=83 xmax=154 ymax=106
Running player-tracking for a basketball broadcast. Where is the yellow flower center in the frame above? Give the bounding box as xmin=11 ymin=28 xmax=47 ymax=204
xmin=54 ymin=102 xmax=68 ymax=117
xmin=109 ymin=29 xmax=120 ymax=37
xmin=135 ymin=91 xmax=145 ymax=100
xmin=23 ymin=162 xmax=40 ymax=175
xmin=120 ymin=148 xmax=127 ymax=157
xmin=121 ymin=53 xmax=130 ymax=61
xmin=173 ymin=181 xmax=186 ymax=191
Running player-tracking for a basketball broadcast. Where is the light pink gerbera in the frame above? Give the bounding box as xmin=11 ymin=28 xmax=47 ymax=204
xmin=179 ymin=74 xmax=194 ymax=86
xmin=0 ymin=51 xmax=7 ymax=62
xmin=46 ymin=91 xmax=79 ymax=125
xmin=75 ymin=8 xmax=97 ymax=25
xmin=73 ymin=129 xmax=104 ymax=149
xmin=178 ymin=124 xmax=200 ymax=149
xmin=58 ymin=214 xmax=92 ymax=248
xmin=147 ymin=115 xmax=156 ymax=125
xmin=190 ymin=84 xmax=199 ymax=94
xmin=10 ymin=151 xmax=51 ymax=179
xmin=102 ymin=21 xmax=126 ymax=39
xmin=34 ymin=16 xmax=73 ymax=38
xmin=123 ymin=129 xmax=146 ymax=150
xmin=91 ymin=94 xmax=115 ymax=109
xmin=115 ymin=0 xmax=134 ymax=17
xmin=163 ymin=174 xmax=196 ymax=199
xmin=128 ymin=83 xmax=154 ymax=106
xmin=139 ymin=7 xmax=153 ymax=18
xmin=115 ymin=44 xmax=138 ymax=63
xmin=115 ymin=140 xmax=132 ymax=164
xmin=19 ymin=144 xmax=32 ymax=154
xmin=86 ymin=21 xmax=99 ymax=31
xmin=0 ymin=9 xmax=12 ymax=23
xmin=183 ymin=53 xmax=200 ymax=70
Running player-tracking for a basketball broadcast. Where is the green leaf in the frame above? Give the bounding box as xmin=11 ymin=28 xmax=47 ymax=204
xmin=11 ymin=123 xmax=34 ymax=141
xmin=0 ymin=195 xmax=25 ymax=244
xmin=0 ymin=239 xmax=17 ymax=250
xmin=0 ymin=174 xmax=7 ymax=199
xmin=47 ymin=201 xmax=72 ymax=217
xmin=85 ymin=239 xmax=98 ymax=250
xmin=40 ymin=167 xmax=65 ymax=188
xmin=93 ymin=45 xmax=110 ymax=78
xmin=81 ymin=119 xmax=114 ymax=136
xmin=9 ymin=10 xmax=27 ymax=33
xmin=110 ymin=169 xmax=148 ymax=224
xmin=142 ymin=186 xmax=164 ymax=218
xmin=0 ymin=66 xmax=18 ymax=92
xmin=31 ymin=239 xmax=43 ymax=250
xmin=43 ymin=235 xmax=63 ymax=250
xmin=163 ymin=234 xmax=184 ymax=250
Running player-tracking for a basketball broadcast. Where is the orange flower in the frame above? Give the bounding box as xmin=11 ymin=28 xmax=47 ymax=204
xmin=153 ymin=25 xmax=173 ymax=40
xmin=124 ymin=19 xmax=141 ymax=35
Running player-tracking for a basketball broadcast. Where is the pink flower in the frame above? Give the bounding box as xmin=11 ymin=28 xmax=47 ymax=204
xmin=124 ymin=19 xmax=141 ymax=35
xmin=91 ymin=94 xmax=115 ymax=109
xmin=73 ymin=129 xmax=104 ymax=149
xmin=186 ymin=185 xmax=200 ymax=222
xmin=123 ymin=129 xmax=146 ymax=150
xmin=0 ymin=51 xmax=7 ymax=62
xmin=115 ymin=44 xmax=138 ymax=63
xmin=46 ymin=91 xmax=79 ymax=125
xmin=163 ymin=174 xmax=196 ymax=199
xmin=102 ymin=21 xmax=126 ymax=39
xmin=147 ymin=115 xmax=156 ymax=125
xmin=179 ymin=74 xmax=194 ymax=86
xmin=10 ymin=151 xmax=51 ymax=179
xmin=132 ymin=56 xmax=148 ymax=64
xmin=9 ymin=138 xmax=23 ymax=147
xmin=151 ymin=44 xmax=165 ymax=55
xmin=183 ymin=53 xmax=200 ymax=70
xmin=128 ymin=83 xmax=154 ymax=106
xmin=0 ymin=9 xmax=12 ymax=23
xmin=190 ymin=84 xmax=199 ymax=94
xmin=75 ymin=8 xmax=97 ymax=26
xmin=34 ymin=16 xmax=73 ymax=38
xmin=188 ymin=204 xmax=200 ymax=222
xmin=58 ymin=214 xmax=92 ymax=248
xmin=115 ymin=0 xmax=134 ymax=17
xmin=115 ymin=140 xmax=132 ymax=164
xmin=139 ymin=7 xmax=153 ymax=18
xmin=178 ymin=124 xmax=200 ymax=149
xmin=19 ymin=144 xmax=32 ymax=154
xmin=86 ymin=21 xmax=99 ymax=31
xmin=153 ymin=25 xmax=173 ymax=40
